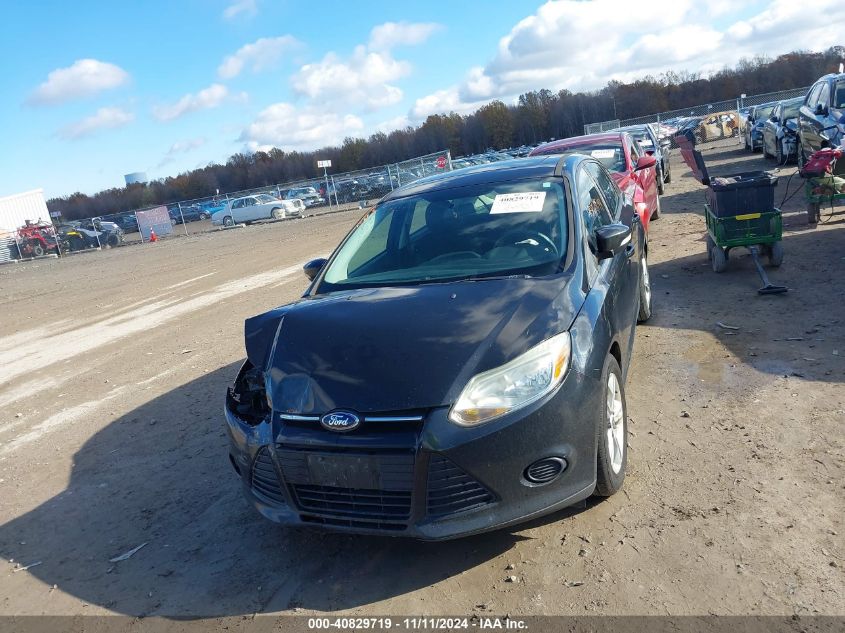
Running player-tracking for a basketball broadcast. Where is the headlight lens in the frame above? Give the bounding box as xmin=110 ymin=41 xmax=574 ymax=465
xmin=449 ymin=332 xmax=571 ymax=426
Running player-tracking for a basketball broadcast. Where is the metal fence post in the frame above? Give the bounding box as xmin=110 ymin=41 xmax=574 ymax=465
xmin=178 ymin=203 xmax=188 ymax=236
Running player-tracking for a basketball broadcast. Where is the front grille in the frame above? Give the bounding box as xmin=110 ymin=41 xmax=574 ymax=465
xmin=427 ymin=455 xmax=494 ymax=517
xmin=291 ymin=485 xmax=412 ymax=521
xmin=251 ymin=447 xmax=286 ymax=505
xmin=300 ymin=515 xmax=406 ymax=532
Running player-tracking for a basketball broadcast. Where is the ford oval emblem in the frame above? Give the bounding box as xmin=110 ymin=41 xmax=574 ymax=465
xmin=320 ymin=411 xmax=360 ymax=432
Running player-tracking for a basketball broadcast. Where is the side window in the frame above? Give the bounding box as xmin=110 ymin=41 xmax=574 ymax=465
xmin=584 ymin=161 xmax=621 ymax=220
xmin=628 ymin=139 xmax=640 ymax=166
xmin=232 ymin=199 xmax=242 ymax=209
xmin=834 ymin=82 xmax=845 ymax=109
xmin=806 ymin=83 xmax=823 ymax=108
xmin=577 ymin=166 xmax=612 ymax=259
xmin=817 ymin=83 xmax=830 ymax=110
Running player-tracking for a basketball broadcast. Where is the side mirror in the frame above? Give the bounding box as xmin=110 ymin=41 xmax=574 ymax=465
xmin=634 ymin=155 xmax=657 ymax=171
xmin=770 ymin=115 xmax=778 ymax=122
xmin=645 ymin=149 xmax=655 ymax=156
xmin=303 ymin=258 xmax=327 ymax=281
xmin=595 ymin=224 xmax=632 ymax=260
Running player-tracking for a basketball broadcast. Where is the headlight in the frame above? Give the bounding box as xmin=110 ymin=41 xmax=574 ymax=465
xmin=449 ymin=332 xmax=571 ymax=426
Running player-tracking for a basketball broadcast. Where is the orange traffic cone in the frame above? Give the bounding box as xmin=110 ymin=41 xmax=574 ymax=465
xmin=149 ymin=228 xmax=157 ymax=243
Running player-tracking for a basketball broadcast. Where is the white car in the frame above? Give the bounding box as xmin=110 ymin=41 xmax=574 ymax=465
xmin=211 ymin=194 xmax=304 ymax=226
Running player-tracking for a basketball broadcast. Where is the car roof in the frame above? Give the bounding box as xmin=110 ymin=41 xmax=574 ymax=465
xmin=531 ymin=132 xmax=629 ymax=156
xmin=816 ymin=73 xmax=845 ymax=82
xmin=381 ymin=156 xmax=564 ymax=201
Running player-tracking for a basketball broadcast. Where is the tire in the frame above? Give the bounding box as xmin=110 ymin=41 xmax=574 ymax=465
xmin=762 ymin=139 xmax=772 ymax=159
xmin=650 ymin=195 xmax=661 ymax=220
xmin=107 ymin=233 xmax=120 ymax=248
xmin=775 ymin=139 xmax=784 ymax=165
xmin=170 ymin=218 xmax=177 ymax=226
xmin=664 ymin=162 xmax=672 ymax=184
xmin=767 ymin=241 xmax=784 ymax=267
xmin=744 ymin=134 xmax=751 ymax=152
xmin=656 ymin=168 xmax=665 ymax=195
xmin=706 ymin=234 xmax=716 ymax=255
xmin=711 ymin=245 xmax=728 ymax=273
xmin=798 ymin=144 xmax=807 ymax=170
xmin=807 ymin=202 xmax=820 ymax=224
xmin=272 ymin=208 xmax=285 ymax=220
xmin=594 ymin=355 xmax=627 ymax=497
xmin=31 ymin=242 xmax=45 ymax=257
xmin=199 ymin=213 xmax=208 ymax=220
xmin=223 ymin=216 xmax=234 ymax=227
xmin=637 ymin=254 xmax=652 ymax=323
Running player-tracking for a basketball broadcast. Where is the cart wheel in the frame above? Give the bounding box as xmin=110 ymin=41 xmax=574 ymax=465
xmin=807 ymin=202 xmax=820 ymax=224
xmin=767 ymin=242 xmax=784 ymax=267
xmin=710 ymin=245 xmax=728 ymax=273
xmin=706 ymin=235 xmax=716 ymax=255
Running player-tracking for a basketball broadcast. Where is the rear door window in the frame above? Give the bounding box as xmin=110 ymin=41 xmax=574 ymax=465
xmin=817 ymin=83 xmax=830 ymax=110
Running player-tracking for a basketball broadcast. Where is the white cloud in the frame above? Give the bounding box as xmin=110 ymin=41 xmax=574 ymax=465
xmin=240 ymin=102 xmax=364 ymax=150
xmin=222 ymin=0 xmax=257 ymax=20
xmin=29 ymin=59 xmax=129 ymax=106
xmin=368 ymin=21 xmax=441 ymax=51
xmin=291 ymin=21 xmax=440 ymax=112
xmin=58 ymin=107 xmax=134 ymax=140
xmin=153 ymin=84 xmax=229 ymax=121
xmin=158 ymin=137 xmax=207 ymax=167
xmin=217 ymin=35 xmax=300 ymax=79
xmin=410 ymin=0 xmax=845 ymax=119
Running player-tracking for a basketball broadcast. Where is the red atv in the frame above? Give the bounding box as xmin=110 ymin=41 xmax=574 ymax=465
xmin=16 ymin=221 xmax=59 ymax=258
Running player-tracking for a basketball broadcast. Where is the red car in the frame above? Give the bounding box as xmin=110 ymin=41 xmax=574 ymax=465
xmin=529 ymin=132 xmax=661 ymax=233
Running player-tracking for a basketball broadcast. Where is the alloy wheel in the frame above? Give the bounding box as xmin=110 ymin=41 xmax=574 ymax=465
xmin=606 ymin=373 xmax=625 ymax=474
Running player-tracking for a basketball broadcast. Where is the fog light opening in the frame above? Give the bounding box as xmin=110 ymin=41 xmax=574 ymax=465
xmin=523 ymin=457 xmax=567 ymax=485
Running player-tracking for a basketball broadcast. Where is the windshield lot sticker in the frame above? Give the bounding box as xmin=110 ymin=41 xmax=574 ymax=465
xmin=491 ymin=192 xmax=546 ymax=213
xmin=590 ymin=149 xmax=617 ymax=159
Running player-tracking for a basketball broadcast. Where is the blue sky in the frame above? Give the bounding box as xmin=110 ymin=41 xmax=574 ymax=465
xmin=1 ymin=0 xmax=842 ymax=199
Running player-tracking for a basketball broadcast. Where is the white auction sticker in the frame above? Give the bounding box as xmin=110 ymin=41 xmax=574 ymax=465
xmin=590 ymin=149 xmax=617 ymax=159
xmin=490 ymin=191 xmax=547 ymax=213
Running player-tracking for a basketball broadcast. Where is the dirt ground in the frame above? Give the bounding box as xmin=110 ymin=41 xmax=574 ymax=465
xmin=0 ymin=140 xmax=842 ymax=619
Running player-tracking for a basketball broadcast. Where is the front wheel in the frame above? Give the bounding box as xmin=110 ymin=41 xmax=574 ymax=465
xmin=223 ymin=215 xmax=234 ymax=227
xmin=31 ymin=242 xmax=45 ymax=257
xmin=711 ymin=245 xmax=728 ymax=273
xmin=656 ymin=169 xmax=665 ymax=195
xmin=637 ymin=254 xmax=652 ymax=323
xmin=650 ymin=195 xmax=661 ymax=220
xmin=594 ymin=355 xmax=627 ymax=497
xmin=272 ymin=208 xmax=285 ymax=220
xmin=199 ymin=213 xmax=208 ymax=220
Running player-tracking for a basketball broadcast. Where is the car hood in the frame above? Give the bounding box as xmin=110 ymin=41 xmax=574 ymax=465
xmin=245 ymin=277 xmax=583 ymax=414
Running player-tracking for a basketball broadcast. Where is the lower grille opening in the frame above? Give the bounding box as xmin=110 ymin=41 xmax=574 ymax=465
xmin=291 ymin=484 xmax=412 ymax=521
xmin=301 ymin=515 xmax=407 ymax=532
xmin=427 ymin=455 xmax=494 ymax=518
xmin=250 ymin=447 xmax=286 ymax=505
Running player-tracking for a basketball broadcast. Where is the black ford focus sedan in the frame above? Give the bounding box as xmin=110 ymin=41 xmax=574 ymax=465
xmin=225 ymin=154 xmax=651 ymax=539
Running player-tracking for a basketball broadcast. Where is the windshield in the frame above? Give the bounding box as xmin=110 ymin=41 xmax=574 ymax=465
xmin=319 ymin=178 xmax=567 ymax=290
xmin=256 ymin=194 xmax=277 ymax=203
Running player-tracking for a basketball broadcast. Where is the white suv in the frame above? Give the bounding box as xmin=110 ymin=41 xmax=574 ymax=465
xmin=211 ymin=194 xmax=304 ymax=226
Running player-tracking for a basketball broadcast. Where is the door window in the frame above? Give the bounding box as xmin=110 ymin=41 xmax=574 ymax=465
xmin=584 ymin=161 xmax=621 ymax=220
xmin=577 ymin=166 xmax=612 ymax=257
xmin=817 ymin=83 xmax=830 ymax=111
xmin=232 ymin=199 xmax=243 ymax=209
xmin=806 ymin=83 xmax=822 ymax=109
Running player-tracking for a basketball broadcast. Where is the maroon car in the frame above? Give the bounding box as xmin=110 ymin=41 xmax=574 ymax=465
xmin=530 ymin=132 xmax=660 ymax=234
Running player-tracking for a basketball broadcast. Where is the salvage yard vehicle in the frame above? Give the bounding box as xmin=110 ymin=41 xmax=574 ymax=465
xmin=745 ymin=102 xmax=779 ymax=151
xmin=225 ymin=155 xmax=651 ymax=539
xmin=211 ymin=194 xmax=304 ymax=226
xmin=762 ymin=97 xmax=803 ymax=164
xmin=529 ymin=131 xmax=660 ymax=231
xmin=283 ymin=186 xmax=323 ymax=208
xmin=616 ymin=124 xmax=672 ymax=194
xmin=798 ymin=72 xmax=845 ymax=166
xmin=697 ymin=111 xmax=740 ymax=143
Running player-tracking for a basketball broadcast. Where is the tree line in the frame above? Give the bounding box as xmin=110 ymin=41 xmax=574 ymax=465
xmin=49 ymin=47 xmax=844 ymax=220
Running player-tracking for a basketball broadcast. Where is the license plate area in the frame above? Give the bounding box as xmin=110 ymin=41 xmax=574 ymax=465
xmin=305 ymin=453 xmax=379 ymax=489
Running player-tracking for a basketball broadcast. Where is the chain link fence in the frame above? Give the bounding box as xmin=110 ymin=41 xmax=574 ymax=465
xmin=2 ymin=150 xmax=454 ymax=262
